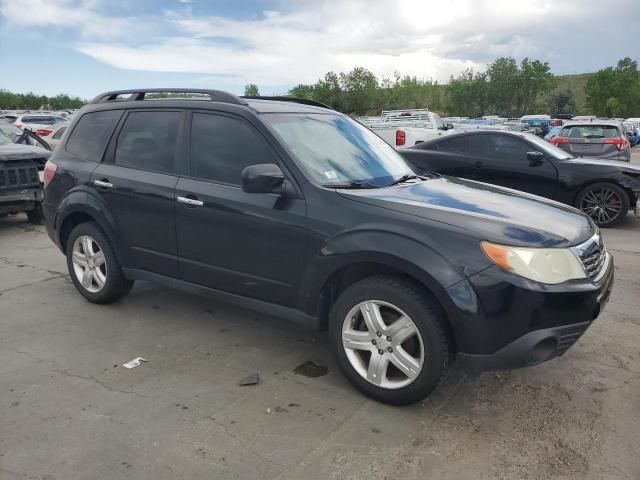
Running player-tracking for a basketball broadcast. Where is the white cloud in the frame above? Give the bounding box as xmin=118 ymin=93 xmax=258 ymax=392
xmin=2 ymin=0 xmax=639 ymax=90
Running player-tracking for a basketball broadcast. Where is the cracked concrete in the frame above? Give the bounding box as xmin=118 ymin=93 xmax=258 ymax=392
xmin=1 ymin=149 xmax=640 ymax=480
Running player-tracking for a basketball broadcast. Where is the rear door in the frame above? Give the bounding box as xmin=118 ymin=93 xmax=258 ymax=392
xmin=175 ymin=111 xmax=308 ymax=307
xmin=90 ymin=109 xmax=184 ymax=277
xmin=471 ymin=134 xmax=558 ymax=198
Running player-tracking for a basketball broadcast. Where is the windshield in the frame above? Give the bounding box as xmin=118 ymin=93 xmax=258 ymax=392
xmin=524 ymin=133 xmax=574 ymax=159
xmin=264 ymin=113 xmax=413 ymax=187
xmin=559 ymin=124 xmax=621 ymax=139
xmin=0 ymin=129 xmax=12 ymax=145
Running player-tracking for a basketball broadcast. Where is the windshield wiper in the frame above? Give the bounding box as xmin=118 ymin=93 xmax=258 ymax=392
xmin=387 ymin=174 xmax=421 ymax=186
xmin=322 ymin=181 xmax=378 ymax=189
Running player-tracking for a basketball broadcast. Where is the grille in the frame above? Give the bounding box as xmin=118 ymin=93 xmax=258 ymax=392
xmin=575 ymin=235 xmax=607 ymax=280
xmin=0 ymin=161 xmax=40 ymax=189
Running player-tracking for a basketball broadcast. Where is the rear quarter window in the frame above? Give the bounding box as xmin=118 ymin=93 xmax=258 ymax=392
xmin=66 ymin=110 xmax=123 ymax=161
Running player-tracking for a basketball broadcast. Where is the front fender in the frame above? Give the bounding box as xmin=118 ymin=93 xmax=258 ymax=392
xmin=55 ymin=187 xmax=132 ymax=267
xmin=299 ymin=226 xmax=487 ymax=318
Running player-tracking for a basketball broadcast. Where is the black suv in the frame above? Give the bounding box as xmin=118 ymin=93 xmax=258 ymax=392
xmin=43 ymin=89 xmax=614 ymax=405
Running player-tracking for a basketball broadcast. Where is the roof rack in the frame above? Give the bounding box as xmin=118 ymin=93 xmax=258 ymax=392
xmin=89 ymin=88 xmax=248 ymax=106
xmin=241 ymin=96 xmax=334 ymax=110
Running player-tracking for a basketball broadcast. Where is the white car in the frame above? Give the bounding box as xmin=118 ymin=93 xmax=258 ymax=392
xmin=14 ymin=114 xmax=67 ymax=132
xmin=36 ymin=122 xmax=70 ymax=149
xmin=360 ymin=109 xmax=453 ymax=148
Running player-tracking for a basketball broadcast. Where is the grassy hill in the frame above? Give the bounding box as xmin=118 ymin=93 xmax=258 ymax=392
xmin=540 ymin=73 xmax=592 ymax=114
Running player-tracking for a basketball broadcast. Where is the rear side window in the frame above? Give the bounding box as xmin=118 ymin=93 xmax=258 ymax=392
xmin=190 ymin=113 xmax=277 ymax=185
xmin=559 ymin=125 xmax=621 ymax=139
xmin=66 ymin=110 xmax=122 ymax=161
xmin=437 ymin=136 xmax=469 ymax=153
xmin=115 ymin=111 xmax=182 ymax=174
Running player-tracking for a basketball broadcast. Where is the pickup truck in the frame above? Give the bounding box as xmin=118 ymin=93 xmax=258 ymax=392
xmin=359 ymin=109 xmax=453 ymax=148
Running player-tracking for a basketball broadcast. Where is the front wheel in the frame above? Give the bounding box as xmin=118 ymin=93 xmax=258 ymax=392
xmin=66 ymin=222 xmax=134 ymax=304
xmin=576 ymin=182 xmax=629 ymax=228
xmin=329 ymin=275 xmax=451 ymax=405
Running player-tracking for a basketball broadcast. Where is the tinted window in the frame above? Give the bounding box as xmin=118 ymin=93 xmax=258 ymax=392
xmin=559 ymin=125 xmax=621 ymax=139
xmin=115 ymin=111 xmax=181 ymax=174
xmin=66 ymin=110 xmax=122 ymax=161
xmin=438 ymin=136 xmax=469 ymax=153
xmin=190 ymin=113 xmax=278 ymax=185
xmin=52 ymin=126 xmax=67 ymax=139
xmin=486 ymin=135 xmax=529 ymax=161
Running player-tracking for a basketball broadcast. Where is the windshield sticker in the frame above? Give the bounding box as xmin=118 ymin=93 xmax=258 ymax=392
xmin=324 ymin=170 xmax=338 ymax=179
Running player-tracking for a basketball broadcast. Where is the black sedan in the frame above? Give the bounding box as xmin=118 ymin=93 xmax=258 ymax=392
xmin=401 ymin=130 xmax=640 ymax=227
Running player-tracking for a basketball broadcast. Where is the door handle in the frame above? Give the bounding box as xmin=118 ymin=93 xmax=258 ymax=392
xmin=177 ymin=195 xmax=204 ymax=207
xmin=93 ymin=179 xmax=113 ymax=188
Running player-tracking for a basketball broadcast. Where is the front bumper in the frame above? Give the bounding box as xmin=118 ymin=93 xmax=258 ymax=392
xmin=0 ymin=188 xmax=43 ymax=214
xmin=446 ymin=249 xmax=614 ymax=372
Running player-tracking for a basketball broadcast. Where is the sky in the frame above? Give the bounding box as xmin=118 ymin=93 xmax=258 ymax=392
xmin=1 ymin=0 xmax=639 ymax=100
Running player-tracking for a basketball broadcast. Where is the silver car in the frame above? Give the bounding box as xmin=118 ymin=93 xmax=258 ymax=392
xmin=551 ymin=120 xmax=631 ymax=161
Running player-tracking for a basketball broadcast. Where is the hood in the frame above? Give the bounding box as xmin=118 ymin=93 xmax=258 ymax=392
xmin=562 ymin=157 xmax=640 ymax=172
xmin=0 ymin=143 xmax=51 ymax=161
xmin=339 ymin=176 xmax=595 ymax=248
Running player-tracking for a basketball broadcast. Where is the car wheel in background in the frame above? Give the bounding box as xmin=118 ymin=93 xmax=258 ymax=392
xmin=576 ymin=182 xmax=629 ymax=228
xmin=66 ymin=221 xmax=134 ymax=304
xmin=329 ymin=275 xmax=451 ymax=405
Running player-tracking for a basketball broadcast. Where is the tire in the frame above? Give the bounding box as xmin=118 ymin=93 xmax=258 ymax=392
xmin=66 ymin=221 xmax=134 ymax=304
xmin=27 ymin=203 xmax=44 ymax=224
xmin=329 ymin=275 xmax=451 ymax=405
xmin=575 ymin=182 xmax=629 ymax=228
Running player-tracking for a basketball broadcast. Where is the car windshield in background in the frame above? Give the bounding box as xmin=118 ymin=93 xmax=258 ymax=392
xmin=0 ymin=129 xmax=12 ymax=145
xmin=560 ymin=125 xmax=620 ymax=139
xmin=21 ymin=116 xmax=65 ymax=125
xmin=264 ymin=113 xmax=413 ymax=188
xmin=525 ymin=133 xmax=574 ymax=159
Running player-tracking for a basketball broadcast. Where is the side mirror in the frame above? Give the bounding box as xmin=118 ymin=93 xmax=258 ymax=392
xmin=241 ymin=163 xmax=285 ymax=194
xmin=526 ymin=151 xmax=545 ymax=165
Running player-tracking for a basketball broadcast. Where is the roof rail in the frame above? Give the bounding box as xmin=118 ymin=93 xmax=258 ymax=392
xmin=241 ymin=96 xmax=334 ymax=110
xmin=89 ymin=88 xmax=248 ymax=106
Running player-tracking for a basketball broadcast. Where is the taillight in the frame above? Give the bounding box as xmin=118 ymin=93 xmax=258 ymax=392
xmin=15 ymin=122 xmax=22 ymax=129
xmin=603 ymin=137 xmax=629 ymax=151
xmin=551 ymin=137 xmax=570 ymax=145
xmin=43 ymin=160 xmax=57 ymax=188
xmin=396 ymin=130 xmax=406 ymax=146
xmin=36 ymin=128 xmax=53 ymax=136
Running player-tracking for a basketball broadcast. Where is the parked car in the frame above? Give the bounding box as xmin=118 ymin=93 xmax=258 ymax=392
xmin=36 ymin=122 xmax=70 ymax=149
xmin=544 ymin=126 xmax=562 ymax=142
xmin=0 ymin=129 xmax=49 ymax=223
xmin=43 ymin=88 xmax=614 ymax=405
xmin=551 ymin=120 xmax=631 ymax=162
xmin=520 ymin=115 xmax=551 ymax=136
xmin=401 ymin=130 xmax=640 ymax=227
xmin=0 ymin=121 xmax=24 ymax=142
xmin=14 ymin=114 xmax=67 ymax=131
xmin=360 ymin=109 xmax=453 ymax=147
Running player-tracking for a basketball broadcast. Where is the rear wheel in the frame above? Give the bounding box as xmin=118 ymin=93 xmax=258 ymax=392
xmin=330 ymin=275 xmax=451 ymax=405
xmin=66 ymin=222 xmax=134 ymax=304
xmin=576 ymin=182 xmax=629 ymax=228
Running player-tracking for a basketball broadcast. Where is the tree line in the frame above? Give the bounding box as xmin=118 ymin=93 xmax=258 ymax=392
xmin=0 ymin=90 xmax=86 ymax=111
xmin=246 ymin=56 xmax=640 ymax=118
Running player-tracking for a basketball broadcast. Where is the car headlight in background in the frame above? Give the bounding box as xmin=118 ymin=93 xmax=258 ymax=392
xmin=481 ymin=241 xmax=586 ymax=284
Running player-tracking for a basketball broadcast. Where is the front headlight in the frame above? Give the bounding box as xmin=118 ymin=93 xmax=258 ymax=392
xmin=481 ymin=241 xmax=586 ymax=284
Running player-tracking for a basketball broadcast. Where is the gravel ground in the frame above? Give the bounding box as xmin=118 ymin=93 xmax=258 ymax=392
xmin=1 ymin=149 xmax=639 ymax=480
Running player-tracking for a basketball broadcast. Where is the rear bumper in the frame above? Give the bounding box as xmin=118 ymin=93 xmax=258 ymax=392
xmin=447 ymin=249 xmax=614 ymax=372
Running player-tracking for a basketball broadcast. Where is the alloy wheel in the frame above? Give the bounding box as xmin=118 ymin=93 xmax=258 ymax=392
xmin=342 ymin=300 xmax=424 ymax=389
xmin=71 ymin=235 xmax=107 ymax=293
xmin=580 ymin=187 xmax=623 ymax=225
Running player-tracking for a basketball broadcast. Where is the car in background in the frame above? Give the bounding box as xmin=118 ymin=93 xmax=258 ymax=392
xmin=544 ymin=126 xmax=562 ymax=142
xmin=0 ymin=113 xmax=18 ymax=122
xmin=401 ymin=130 xmax=640 ymax=227
xmin=0 ymin=129 xmax=49 ymax=223
xmin=624 ymin=122 xmax=640 ymax=147
xmin=34 ymin=122 xmax=69 ymax=149
xmin=0 ymin=121 xmax=24 ymax=142
xmin=551 ymin=120 xmax=631 ymax=162
xmin=14 ymin=114 xmax=67 ymax=131
xmin=360 ymin=109 xmax=453 ymax=147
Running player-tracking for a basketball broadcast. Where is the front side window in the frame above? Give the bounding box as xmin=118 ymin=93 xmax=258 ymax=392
xmin=190 ymin=113 xmax=277 ymax=185
xmin=264 ymin=113 xmax=413 ymax=187
xmin=115 ymin=111 xmax=181 ymax=174
xmin=66 ymin=110 xmax=122 ymax=161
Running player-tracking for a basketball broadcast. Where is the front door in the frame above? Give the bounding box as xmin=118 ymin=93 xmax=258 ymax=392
xmin=175 ymin=111 xmax=308 ymax=307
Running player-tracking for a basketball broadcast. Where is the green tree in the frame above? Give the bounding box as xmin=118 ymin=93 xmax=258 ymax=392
xmin=586 ymin=58 xmax=640 ymax=116
xmin=244 ymin=84 xmax=260 ymax=96
xmin=547 ymin=89 xmax=577 ymax=115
